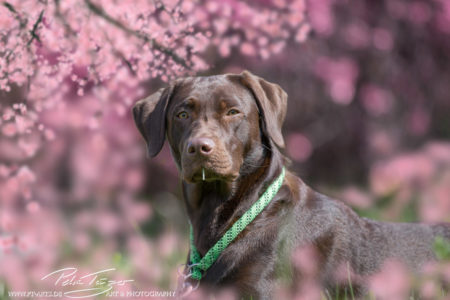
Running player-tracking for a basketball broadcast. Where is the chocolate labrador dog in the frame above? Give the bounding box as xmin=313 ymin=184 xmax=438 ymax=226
xmin=133 ymin=70 xmax=450 ymax=298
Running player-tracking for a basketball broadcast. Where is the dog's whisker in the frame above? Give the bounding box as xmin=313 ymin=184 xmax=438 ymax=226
xmin=242 ymin=162 xmax=270 ymax=168
xmin=260 ymin=143 xmax=273 ymax=153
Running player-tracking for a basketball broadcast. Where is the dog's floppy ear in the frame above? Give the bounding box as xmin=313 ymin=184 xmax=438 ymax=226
xmin=238 ymin=70 xmax=288 ymax=148
xmin=132 ymin=85 xmax=175 ymax=157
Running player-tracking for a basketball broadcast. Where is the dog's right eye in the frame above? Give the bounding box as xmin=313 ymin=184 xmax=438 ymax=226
xmin=226 ymin=109 xmax=240 ymax=116
xmin=177 ymin=111 xmax=189 ymax=119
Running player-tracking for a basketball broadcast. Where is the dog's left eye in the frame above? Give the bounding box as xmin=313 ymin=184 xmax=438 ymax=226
xmin=177 ymin=111 xmax=189 ymax=119
xmin=227 ymin=109 xmax=240 ymax=116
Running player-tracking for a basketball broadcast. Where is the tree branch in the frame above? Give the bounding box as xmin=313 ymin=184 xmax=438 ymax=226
xmin=54 ymin=0 xmax=76 ymax=36
xmin=28 ymin=10 xmax=44 ymax=45
xmin=3 ymin=1 xmax=16 ymax=13
xmin=3 ymin=1 xmax=27 ymax=28
xmin=84 ymin=0 xmax=190 ymax=70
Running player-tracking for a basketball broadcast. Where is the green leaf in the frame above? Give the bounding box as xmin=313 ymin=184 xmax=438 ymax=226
xmin=433 ymin=236 xmax=450 ymax=261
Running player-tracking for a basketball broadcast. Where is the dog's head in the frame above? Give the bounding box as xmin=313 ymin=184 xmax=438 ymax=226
xmin=133 ymin=70 xmax=287 ymax=183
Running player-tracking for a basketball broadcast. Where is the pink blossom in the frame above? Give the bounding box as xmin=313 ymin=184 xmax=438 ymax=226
xmin=373 ymin=28 xmax=394 ymax=51
xmin=240 ymin=42 xmax=256 ymax=56
xmin=157 ymin=230 xmax=179 ymax=258
xmin=420 ymin=171 xmax=450 ymax=222
xmin=292 ymin=244 xmax=319 ymax=277
xmin=369 ymin=260 xmax=411 ymax=300
xmin=369 ymin=130 xmax=397 ymax=156
xmin=407 ymin=107 xmax=430 ymax=136
xmin=307 ymin=0 xmax=335 ymax=36
xmin=339 ymin=186 xmax=373 ymax=209
xmin=286 ymin=133 xmax=313 ymax=162
xmin=314 ymin=56 xmax=359 ymax=104
xmin=370 ymin=152 xmax=435 ymax=197
xmin=408 ymin=2 xmax=432 ymax=24
xmin=2 ymin=123 xmax=17 ymax=136
xmin=360 ymin=84 xmax=394 ymax=116
xmin=344 ymin=23 xmax=370 ymax=49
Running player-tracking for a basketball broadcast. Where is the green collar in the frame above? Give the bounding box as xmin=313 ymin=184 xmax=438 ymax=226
xmin=188 ymin=167 xmax=286 ymax=281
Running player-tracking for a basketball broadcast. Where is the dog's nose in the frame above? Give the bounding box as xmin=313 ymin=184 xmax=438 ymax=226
xmin=187 ymin=138 xmax=215 ymax=156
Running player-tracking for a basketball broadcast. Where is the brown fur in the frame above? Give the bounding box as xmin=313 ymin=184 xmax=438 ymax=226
xmin=133 ymin=70 xmax=450 ymax=299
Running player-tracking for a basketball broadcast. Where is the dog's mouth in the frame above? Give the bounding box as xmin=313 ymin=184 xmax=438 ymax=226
xmin=182 ymin=162 xmax=239 ymax=183
xmin=181 ymin=151 xmax=239 ymax=183
xmin=189 ymin=167 xmax=238 ymax=183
